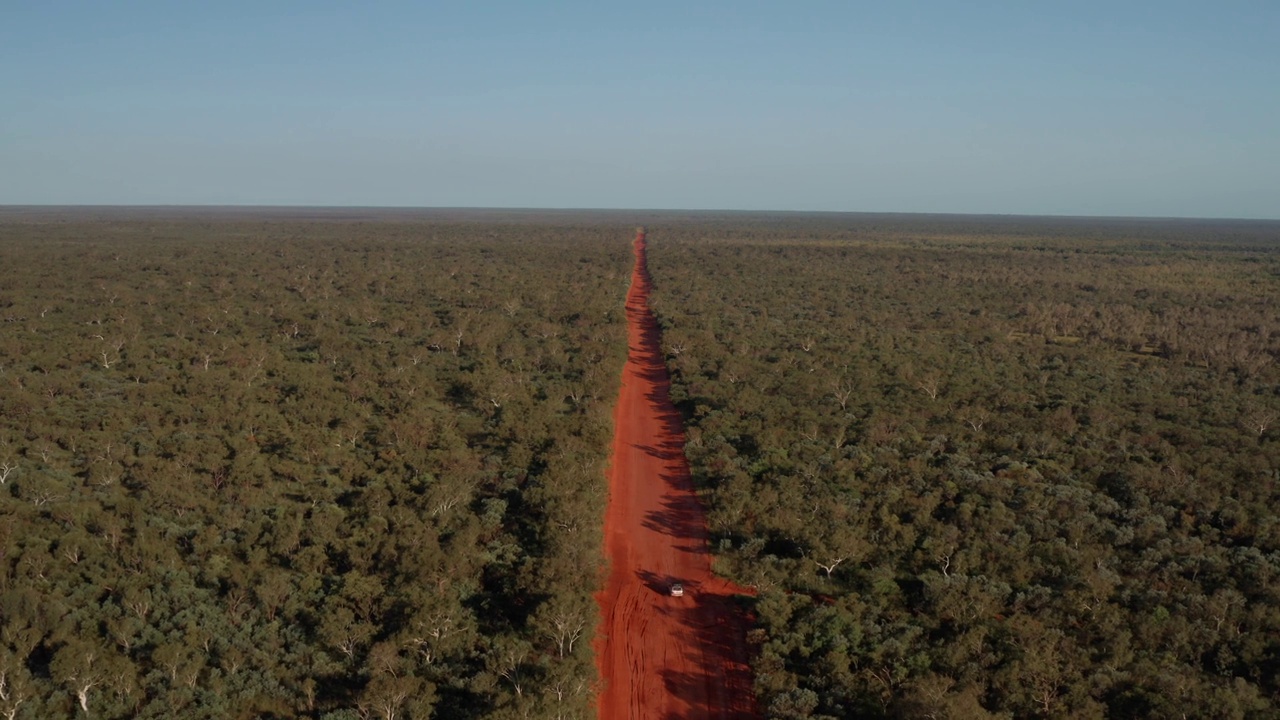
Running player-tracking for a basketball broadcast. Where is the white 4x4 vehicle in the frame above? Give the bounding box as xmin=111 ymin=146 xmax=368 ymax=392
xmin=669 ymin=583 xmax=684 ymax=597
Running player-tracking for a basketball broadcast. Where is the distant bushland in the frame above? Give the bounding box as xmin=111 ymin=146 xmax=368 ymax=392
xmin=0 ymin=213 xmax=631 ymax=719
xmin=644 ymin=215 xmax=1280 ymax=719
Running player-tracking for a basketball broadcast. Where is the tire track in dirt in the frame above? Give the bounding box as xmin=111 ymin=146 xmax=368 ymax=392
xmin=594 ymin=230 xmax=758 ymax=720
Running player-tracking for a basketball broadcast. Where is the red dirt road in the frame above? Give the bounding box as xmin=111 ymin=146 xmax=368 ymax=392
xmin=594 ymin=232 xmax=758 ymax=720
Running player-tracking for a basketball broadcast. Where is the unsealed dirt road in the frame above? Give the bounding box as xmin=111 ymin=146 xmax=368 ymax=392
xmin=594 ymin=231 xmax=757 ymax=720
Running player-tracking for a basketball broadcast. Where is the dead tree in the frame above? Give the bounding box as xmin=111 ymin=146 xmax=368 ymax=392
xmin=1243 ymin=408 xmax=1276 ymax=438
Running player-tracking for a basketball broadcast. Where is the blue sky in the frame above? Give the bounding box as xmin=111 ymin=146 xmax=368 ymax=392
xmin=2 ymin=1 xmax=1277 ymax=217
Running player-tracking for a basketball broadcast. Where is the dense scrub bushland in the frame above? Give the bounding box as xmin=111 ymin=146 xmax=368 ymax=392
xmin=0 ymin=216 xmax=630 ymax=719
xmin=645 ymin=217 xmax=1280 ymax=719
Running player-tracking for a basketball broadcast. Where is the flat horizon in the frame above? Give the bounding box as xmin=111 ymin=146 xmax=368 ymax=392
xmin=3 ymin=204 xmax=1279 ymax=224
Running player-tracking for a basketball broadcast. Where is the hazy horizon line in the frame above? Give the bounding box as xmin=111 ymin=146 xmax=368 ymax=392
xmin=3 ymin=204 xmax=1278 ymax=224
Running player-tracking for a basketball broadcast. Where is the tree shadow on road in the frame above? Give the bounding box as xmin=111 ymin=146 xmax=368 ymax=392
xmin=642 ymin=493 xmax=712 ymax=550
xmin=659 ymin=590 xmax=759 ymax=720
